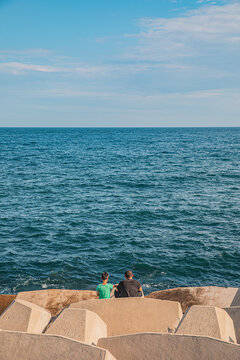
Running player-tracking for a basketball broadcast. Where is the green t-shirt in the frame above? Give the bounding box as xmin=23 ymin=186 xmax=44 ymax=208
xmin=96 ymin=283 xmax=113 ymax=299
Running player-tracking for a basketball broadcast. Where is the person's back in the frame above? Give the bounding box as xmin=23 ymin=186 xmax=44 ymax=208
xmin=115 ymin=270 xmax=142 ymax=298
xmin=96 ymin=272 xmax=114 ymax=299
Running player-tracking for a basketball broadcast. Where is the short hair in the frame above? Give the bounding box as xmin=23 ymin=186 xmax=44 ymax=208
xmin=101 ymin=272 xmax=109 ymax=280
xmin=125 ymin=270 xmax=133 ymax=279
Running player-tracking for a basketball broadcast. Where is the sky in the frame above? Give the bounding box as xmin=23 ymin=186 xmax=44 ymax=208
xmin=0 ymin=0 xmax=240 ymax=127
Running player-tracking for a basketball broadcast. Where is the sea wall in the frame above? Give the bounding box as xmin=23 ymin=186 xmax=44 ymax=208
xmin=148 ymin=286 xmax=240 ymax=312
xmin=16 ymin=289 xmax=98 ymax=316
xmin=0 ymin=294 xmax=17 ymax=315
xmin=0 ymin=286 xmax=239 ymax=359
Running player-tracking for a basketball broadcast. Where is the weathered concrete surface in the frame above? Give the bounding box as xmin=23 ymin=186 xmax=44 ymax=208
xmin=70 ymin=298 xmax=182 ymax=336
xmin=17 ymin=289 xmax=98 ymax=316
xmin=0 ymin=330 xmax=116 ymax=360
xmin=176 ymin=305 xmax=236 ymax=343
xmin=225 ymin=307 xmax=240 ymax=344
xmin=0 ymin=300 xmax=51 ymax=333
xmin=148 ymin=286 xmax=239 ymax=312
xmin=0 ymin=295 xmax=16 ymax=315
xmin=98 ymin=333 xmax=240 ymax=360
xmin=46 ymin=308 xmax=107 ymax=345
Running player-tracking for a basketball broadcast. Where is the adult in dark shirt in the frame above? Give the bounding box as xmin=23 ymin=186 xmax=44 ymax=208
xmin=115 ymin=270 xmax=143 ymax=297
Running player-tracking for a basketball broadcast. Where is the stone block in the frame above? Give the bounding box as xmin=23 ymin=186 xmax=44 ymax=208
xmin=0 ymin=299 xmax=51 ymax=333
xmin=148 ymin=286 xmax=240 ymax=312
xmin=176 ymin=305 xmax=236 ymax=343
xmin=98 ymin=333 xmax=240 ymax=360
xmin=70 ymin=298 xmax=182 ymax=336
xmin=17 ymin=289 xmax=98 ymax=316
xmin=0 ymin=330 xmax=116 ymax=360
xmin=224 ymin=307 xmax=240 ymax=344
xmin=46 ymin=308 xmax=107 ymax=345
xmin=0 ymin=295 xmax=16 ymax=315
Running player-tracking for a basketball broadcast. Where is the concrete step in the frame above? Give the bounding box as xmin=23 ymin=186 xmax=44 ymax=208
xmin=98 ymin=332 xmax=240 ymax=360
xmin=176 ymin=305 xmax=236 ymax=343
xmin=0 ymin=299 xmax=51 ymax=334
xmin=46 ymin=308 xmax=107 ymax=345
xmin=0 ymin=330 xmax=116 ymax=360
xmin=70 ymin=298 xmax=183 ymax=336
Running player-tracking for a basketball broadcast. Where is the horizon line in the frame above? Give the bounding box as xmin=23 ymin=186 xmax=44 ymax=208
xmin=0 ymin=126 xmax=240 ymax=129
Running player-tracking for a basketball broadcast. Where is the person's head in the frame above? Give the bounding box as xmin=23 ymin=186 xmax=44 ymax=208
xmin=125 ymin=270 xmax=133 ymax=279
xmin=101 ymin=272 xmax=109 ymax=282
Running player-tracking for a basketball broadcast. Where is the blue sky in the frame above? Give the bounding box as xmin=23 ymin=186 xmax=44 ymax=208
xmin=0 ymin=0 xmax=240 ymax=126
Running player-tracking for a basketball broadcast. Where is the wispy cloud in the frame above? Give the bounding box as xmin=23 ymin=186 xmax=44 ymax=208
xmin=2 ymin=3 xmax=240 ymax=78
xmin=125 ymin=3 xmax=240 ymax=61
xmin=0 ymin=61 xmax=108 ymax=76
xmin=0 ymin=49 xmax=62 ymax=62
xmin=10 ymin=85 xmax=239 ymax=102
xmin=0 ymin=59 xmax=190 ymax=76
xmin=0 ymin=62 xmax=59 ymax=74
xmin=1 ymin=1 xmax=240 ymax=108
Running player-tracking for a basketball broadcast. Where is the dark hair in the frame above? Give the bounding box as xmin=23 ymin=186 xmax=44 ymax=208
xmin=125 ymin=270 xmax=133 ymax=279
xmin=101 ymin=272 xmax=109 ymax=280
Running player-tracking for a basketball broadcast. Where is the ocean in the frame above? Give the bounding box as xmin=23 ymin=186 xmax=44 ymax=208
xmin=0 ymin=127 xmax=239 ymax=295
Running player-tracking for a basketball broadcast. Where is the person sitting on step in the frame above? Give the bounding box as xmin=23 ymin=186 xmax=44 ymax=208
xmin=96 ymin=272 xmax=118 ymax=299
xmin=115 ymin=270 xmax=143 ymax=298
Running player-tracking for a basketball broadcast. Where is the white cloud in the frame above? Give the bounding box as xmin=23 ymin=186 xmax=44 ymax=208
xmin=0 ymin=59 xmax=191 ymax=76
xmin=1 ymin=1 xmax=239 ymax=106
xmin=0 ymin=62 xmax=58 ymax=74
xmin=126 ymin=3 xmax=240 ymax=61
xmin=2 ymin=3 xmax=240 ymax=79
xmin=0 ymin=61 xmax=108 ymax=76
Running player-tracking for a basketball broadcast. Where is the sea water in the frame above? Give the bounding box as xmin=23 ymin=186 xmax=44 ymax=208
xmin=0 ymin=127 xmax=239 ymax=294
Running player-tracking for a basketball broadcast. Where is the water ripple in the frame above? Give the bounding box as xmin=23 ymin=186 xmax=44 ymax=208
xmin=0 ymin=127 xmax=239 ymax=294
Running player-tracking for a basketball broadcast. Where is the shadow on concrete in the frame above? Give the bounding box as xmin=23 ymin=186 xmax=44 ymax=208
xmin=231 ymin=289 xmax=240 ymax=307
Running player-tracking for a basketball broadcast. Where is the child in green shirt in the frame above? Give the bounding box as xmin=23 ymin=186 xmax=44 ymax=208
xmin=96 ymin=272 xmax=117 ymax=299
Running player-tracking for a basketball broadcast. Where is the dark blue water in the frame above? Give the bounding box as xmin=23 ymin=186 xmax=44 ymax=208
xmin=0 ymin=128 xmax=239 ymax=295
